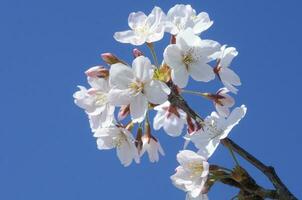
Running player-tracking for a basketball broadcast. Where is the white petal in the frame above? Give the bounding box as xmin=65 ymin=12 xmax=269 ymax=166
xmin=130 ymin=93 xmax=148 ymax=123
xmin=220 ymin=105 xmax=247 ymax=139
xmin=132 ymin=56 xmax=154 ymax=82
xmin=193 ymin=12 xmax=213 ymax=34
xmin=146 ymin=26 xmax=165 ymax=43
xmin=96 ymin=136 xmax=114 ymax=150
xmin=220 ymin=46 xmax=238 ymax=68
xmin=220 ymin=68 xmax=241 ymax=86
xmin=87 ymin=77 xmax=109 ymax=92
xmin=177 ymin=28 xmax=201 ymax=48
xmin=163 ymin=44 xmax=183 ymax=69
xmin=177 ymin=150 xmax=205 ymax=167
xmin=153 ymin=111 xmax=166 ymax=130
xmin=108 ymin=88 xmax=132 ymax=106
xmin=116 ymin=143 xmax=133 ymax=167
xmin=128 ymin=11 xmax=147 ymax=29
xmin=113 ymin=30 xmax=145 ymax=46
xmin=144 ymin=80 xmax=169 ymax=104
xmin=109 ymin=63 xmax=134 ymax=89
xmin=163 ymin=115 xmax=186 ymax=137
xmin=215 ymin=104 xmax=230 ymax=118
xmin=189 ymin=63 xmax=215 ymax=82
xmin=171 ymin=65 xmax=189 ymax=88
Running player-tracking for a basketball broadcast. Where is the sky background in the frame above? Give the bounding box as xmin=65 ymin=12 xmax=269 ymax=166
xmin=0 ymin=0 xmax=301 ymax=199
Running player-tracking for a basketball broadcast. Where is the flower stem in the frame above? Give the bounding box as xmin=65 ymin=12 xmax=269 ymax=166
xmin=181 ymin=89 xmax=208 ymax=98
xmin=146 ymin=42 xmax=159 ymax=67
xmin=228 ymin=146 xmax=240 ymax=166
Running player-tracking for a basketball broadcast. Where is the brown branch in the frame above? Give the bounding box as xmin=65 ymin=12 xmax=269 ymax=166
xmin=168 ymin=83 xmax=297 ymax=200
xmin=221 ymin=138 xmax=297 ymax=200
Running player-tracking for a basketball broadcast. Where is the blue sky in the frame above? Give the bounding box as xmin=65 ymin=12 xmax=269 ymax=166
xmin=0 ymin=0 xmax=301 ymax=199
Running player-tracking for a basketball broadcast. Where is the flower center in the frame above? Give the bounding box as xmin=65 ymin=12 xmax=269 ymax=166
xmin=129 ymin=81 xmax=144 ymax=94
xmin=183 ymin=54 xmax=194 ymax=66
xmin=135 ymin=24 xmax=150 ymax=36
xmin=188 ymin=162 xmax=204 ymax=178
xmin=94 ymin=92 xmax=107 ymax=106
xmin=113 ymin=132 xmax=127 ymax=148
xmin=204 ymin=119 xmax=224 ymax=139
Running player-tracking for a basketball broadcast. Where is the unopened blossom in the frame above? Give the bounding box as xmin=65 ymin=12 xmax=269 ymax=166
xmin=114 ymin=7 xmax=167 ymax=45
xmin=153 ymin=101 xmax=187 ymax=137
xmin=185 ymin=105 xmax=247 ymax=159
xmin=165 ymin=4 xmax=213 ymax=35
xmin=171 ymin=150 xmax=209 ymax=198
xmin=164 ymin=28 xmax=220 ymax=88
xmin=109 ymin=56 xmax=170 ymax=123
xmin=94 ymin=126 xmax=140 ymax=167
xmin=73 ymin=74 xmax=114 ymax=131
xmin=206 ymin=87 xmax=235 ymax=117
xmin=141 ymin=135 xmax=165 ymax=163
xmin=212 ymin=45 xmax=241 ymax=94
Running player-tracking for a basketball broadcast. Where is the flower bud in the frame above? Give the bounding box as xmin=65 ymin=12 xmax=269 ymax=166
xmin=133 ymin=48 xmax=144 ymax=58
xmin=85 ymin=66 xmax=109 ymax=78
xmin=101 ymin=53 xmax=123 ymax=65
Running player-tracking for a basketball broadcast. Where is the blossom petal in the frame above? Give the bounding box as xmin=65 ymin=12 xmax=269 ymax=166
xmin=220 ymin=46 xmax=238 ymax=68
xmin=144 ymin=80 xmax=169 ymax=104
xmin=130 ymin=93 xmax=148 ymax=123
xmin=163 ymin=44 xmax=183 ymax=69
xmin=193 ymin=12 xmax=213 ymax=34
xmin=128 ymin=11 xmax=147 ymax=29
xmin=153 ymin=111 xmax=166 ymax=130
xmin=108 ymin=88 xmax=132 ymax=106
xmin=172 ymin=65 xmax=189 ymax=88
xmin=177 ymin=150 xmax=205 ymax=167
xmin=163 ymin=115 xmax=185 ymax=137
xmin=189 ymin=63 xmax=215 ymax=82
xmin=220 ymin=68 xmax=241 ymax=86
xmin=113 ymin=30 xmax=145 ymax=46
xmin=132 ymin=56 xmax=154 ymax=82
xmin=220 ymin=105 xmax=247 ymax=139
xmin=109 ymin=63 xmax=134 ymax=89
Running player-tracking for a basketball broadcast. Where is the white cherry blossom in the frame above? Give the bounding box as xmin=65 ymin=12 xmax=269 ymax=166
xmin=141 ymin=135 xmax=165 ymax=163
xmin=212 ymin=88 xmax=235 ymax=117
xmin=164 ymin=28 xmax=220 ymax=88
xmin=114 ymin=7 xmax=167 ymax=45
xmin=213 ymin=45 xmax=241 ymax=94
xmin=94 ymin=126 xmax=140 ymax=167
xmin=171 ymin=150 xmax=209 ymax=198
xmin=73 ymin=74 xmax=114 ymax=131
xmin=109 ymin=56 xmax=170 ymax=123
xmin=185 ymin=105 xmax=247 ymax=159
xmin=153 ymin=101 xmax=187 ymax=137
xmin=165 ymin=4 xmax=213 ymax=35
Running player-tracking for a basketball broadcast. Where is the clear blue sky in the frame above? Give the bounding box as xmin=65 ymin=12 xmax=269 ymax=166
xmin=0 ymin=0 xmax=301 ymax=199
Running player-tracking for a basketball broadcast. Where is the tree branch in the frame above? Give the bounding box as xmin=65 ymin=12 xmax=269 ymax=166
xmin=168 ymin=83 xmax=297 ymax=200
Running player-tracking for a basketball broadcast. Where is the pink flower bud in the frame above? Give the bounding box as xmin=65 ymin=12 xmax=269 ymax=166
xmin=133 ymin=48 xmax=144 ymax=58
xmin=101 ymin=53 xmax=123 ymax=65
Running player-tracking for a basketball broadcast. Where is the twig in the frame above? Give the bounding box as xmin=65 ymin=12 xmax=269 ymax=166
xmin=168 ymin=83 xmax=297 ymax=200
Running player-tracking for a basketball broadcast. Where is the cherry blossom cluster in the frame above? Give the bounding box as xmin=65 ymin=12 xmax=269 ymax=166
xmin=74 ymin=4 xmax=247 ymax=200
